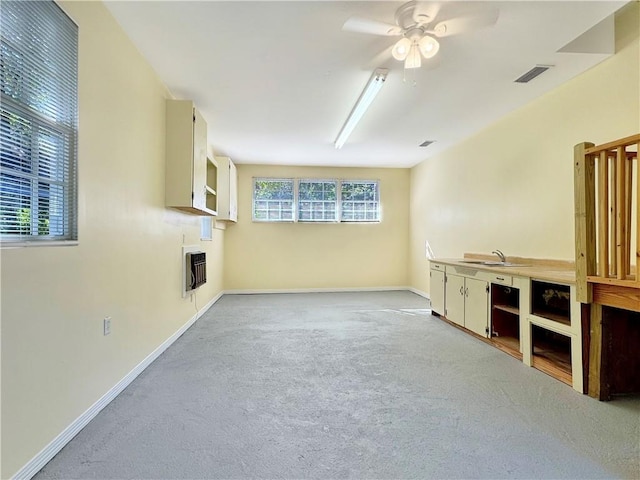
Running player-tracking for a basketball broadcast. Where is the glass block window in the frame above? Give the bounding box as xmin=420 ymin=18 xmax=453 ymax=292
xmin=298 ymin=180 xmax=337 ymax=222
xmin=341 ymin=180 xmax=380 ymax=222
xmin=252 ymin=178 xmax=295 ymax=221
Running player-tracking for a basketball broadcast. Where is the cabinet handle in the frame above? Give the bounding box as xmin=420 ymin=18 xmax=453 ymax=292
xmin=464 ymin=287 xmax=469 ymax=297
xmin=459 ymin=286 xmax=464 ymax=295
xmin=496 ymin=277 xmax=505 ymax=281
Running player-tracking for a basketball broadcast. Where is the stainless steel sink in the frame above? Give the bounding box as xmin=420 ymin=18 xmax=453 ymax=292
xmin=481 ymin=261 xmax=527 ymax=267
xmin=459 ymin=260 xmax=527 ymax=267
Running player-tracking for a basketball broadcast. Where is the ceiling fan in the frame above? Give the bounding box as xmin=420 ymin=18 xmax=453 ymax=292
xmin=343 ymin=1 xmax=500 ymax=69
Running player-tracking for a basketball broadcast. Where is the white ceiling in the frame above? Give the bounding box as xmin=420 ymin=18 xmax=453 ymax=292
xmin=104 ymin=1 xmax=626 ymax=168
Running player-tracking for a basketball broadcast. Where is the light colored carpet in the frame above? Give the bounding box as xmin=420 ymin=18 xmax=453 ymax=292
xmin=35 ymin=291 xmax=640 ymax=479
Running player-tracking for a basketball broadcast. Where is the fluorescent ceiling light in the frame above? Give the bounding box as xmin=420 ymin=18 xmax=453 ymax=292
xmin=334 ymin=69 xmax=388 ymax=149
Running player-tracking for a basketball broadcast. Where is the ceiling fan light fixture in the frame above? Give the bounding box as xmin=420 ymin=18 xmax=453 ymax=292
xmin=391 ymin=37 xmax=412 ymax=61
xmin=418 ymin=35 xmax=440 ymax=59
xmin=404 ymin=43 xmax=422 ymax=69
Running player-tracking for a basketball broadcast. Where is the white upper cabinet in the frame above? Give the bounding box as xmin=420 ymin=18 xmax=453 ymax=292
xmin=165 ymin=100 xmax=216 ymax=216
xmin=215 ymin=156 xmax=238 ymax=222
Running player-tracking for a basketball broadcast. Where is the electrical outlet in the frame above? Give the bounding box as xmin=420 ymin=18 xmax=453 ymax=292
xmin=103 ymin=317 xmax=111 ymax=336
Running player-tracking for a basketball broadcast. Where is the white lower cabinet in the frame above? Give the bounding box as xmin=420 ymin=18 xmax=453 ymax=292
xmin=445 ymin=273 xmax=489 ymax=335
xmin=429 ymin=268 xmax=445 ymax=315
xmin=465 ymin=277 xmax=490 ymax=337
xmin=444 ymin=274 xmax=465 ymax=326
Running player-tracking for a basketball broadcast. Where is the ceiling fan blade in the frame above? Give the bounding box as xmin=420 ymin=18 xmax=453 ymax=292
xmin=433 ymin=8 xmax=499 ymax=37
xmin=342 ymin=16 xmax=402 ymax=36
xmin=412 ymin=2 xmax=441 ymax=27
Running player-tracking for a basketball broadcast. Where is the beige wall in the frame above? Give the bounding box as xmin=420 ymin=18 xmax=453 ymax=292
xmin=0 ymin=2 xmax=225 ymax=477
xmin=409 ymin=2 xmax=640 ymax=295
xmin=224 ymin=165 xmax=410 ymax=290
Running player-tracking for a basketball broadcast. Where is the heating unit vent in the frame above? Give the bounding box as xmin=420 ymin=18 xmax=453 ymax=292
xmin=514 ymin=65 xmax=552 ymax=83
xmin=186 ymin=251 xmax=207 ymax=291
xmin=419 ymin=140 xmax=435 ymax=147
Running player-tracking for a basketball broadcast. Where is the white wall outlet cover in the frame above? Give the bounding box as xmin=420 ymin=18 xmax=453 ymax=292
xmin=103 ymin=317 xmax=111 ymax=336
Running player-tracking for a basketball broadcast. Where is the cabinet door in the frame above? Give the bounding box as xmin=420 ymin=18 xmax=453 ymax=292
xmin=465 ymin=277 xmax=489 ymax=337
xmin=445 ymin=274 xmax=465 ymax=327
xmin=430 ymin=269 xmax=445 ymax=315
xmin=228 ymin=160 xmax=238 ymax=221
xmin=191 ymin=108 xmax=208 ymax=211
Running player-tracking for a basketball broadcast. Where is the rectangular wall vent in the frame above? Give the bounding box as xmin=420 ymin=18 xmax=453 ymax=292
xmin=419 ymin=140 xmax=435 ymax=147
xmin=186 ymin=251 xmax=207 ymax=292
xmin=515 ymin=65 xmax=552 ymax=83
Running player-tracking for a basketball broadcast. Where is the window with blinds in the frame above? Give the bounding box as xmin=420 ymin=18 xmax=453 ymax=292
xmin=252 ymin=178 xmax=380 ymax=223
xmin=0 ymin=1 xmax=78 ymax=244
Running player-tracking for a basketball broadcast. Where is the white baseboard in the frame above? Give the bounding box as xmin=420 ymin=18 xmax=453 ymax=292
xmin=408 ymin=287 xmax=430 ymax=300
xmin=11 ymin=291 xmax=224 ymax=480
xmin=223 ymin=286 xmax=413 ymax=295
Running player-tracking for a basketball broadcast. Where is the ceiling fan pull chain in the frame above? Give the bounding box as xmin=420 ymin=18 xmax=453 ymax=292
xmin=402 ymin=66 xmax=418 ymax=87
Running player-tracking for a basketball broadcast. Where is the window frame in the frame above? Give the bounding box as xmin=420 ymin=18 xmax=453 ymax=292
xmin=340 ymin=180 xmax=381 ymax=223
xmin=252 ymin=177 xmax=296 ymax=222
xmin=297 ymin=178 xmax=338 ymax=223
xmin=0 ymin=0 xmax=79 ymax=247
xmin=252 ymin=177 xmax=381 ymax=224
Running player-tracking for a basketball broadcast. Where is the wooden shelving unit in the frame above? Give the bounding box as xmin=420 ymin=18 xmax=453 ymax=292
xmin=493 ymin=304 xmax=519 ymax=316
xmin=531 ymin=325 xmax=572 ymax=386
xmin=531 ymin=280 xmax=571 ymax=326
xmin=490 ymin=284 xmax=520 ymax=359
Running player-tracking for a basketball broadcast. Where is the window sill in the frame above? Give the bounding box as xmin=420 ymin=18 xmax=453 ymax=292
xmin=1 ymin=240 xmax=79 ymax=249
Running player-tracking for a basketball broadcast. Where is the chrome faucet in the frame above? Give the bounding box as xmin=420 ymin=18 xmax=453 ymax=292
xmin=492 ymin=250 xmax=506 ymax=263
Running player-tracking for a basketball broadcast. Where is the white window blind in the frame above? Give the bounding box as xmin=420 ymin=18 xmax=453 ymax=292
xmin=0 ymin=0 xmax=78 ymax=243
xmin=298 ymin=180 xmax=337 ymax=222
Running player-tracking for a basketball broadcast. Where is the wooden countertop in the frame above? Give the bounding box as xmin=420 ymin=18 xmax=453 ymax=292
xmin=431 ymin=254 xmax=576 ymax=285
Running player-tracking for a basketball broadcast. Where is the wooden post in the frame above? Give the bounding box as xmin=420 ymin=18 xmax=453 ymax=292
xmin=588 ymin=303 xmax=603 ymax=398
xmin=616 ymin=146 xmax=627 ymax=280
xmin=610 ymin=157 xmax=617 ymax=277
xmin=636 ymin=142 xmax=640 ymax=284
xmin=574 ymin=142 xmax=596 ymax=303
xmin=625 ymin=147 xmax=633 ymax=276
xmin=598 ymin=151 xmax=609 ymax=277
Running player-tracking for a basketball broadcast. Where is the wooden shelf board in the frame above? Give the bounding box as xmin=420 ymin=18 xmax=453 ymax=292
xmin=530 ymin=310 xmax=571 ymax=326
xmin=205 ymin=186 xmax=217 ymax=195
xmin=532 ymin=355 xmax=572 ymax=386
xmin=490 ymin=335 xmax=522 ymax=360
xmin=493 ymin=304 xmax=519 ymax=316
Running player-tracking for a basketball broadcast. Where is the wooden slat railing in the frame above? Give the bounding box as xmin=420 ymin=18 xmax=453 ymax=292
xmin=574 ymin=134 xmax=640 ymax=303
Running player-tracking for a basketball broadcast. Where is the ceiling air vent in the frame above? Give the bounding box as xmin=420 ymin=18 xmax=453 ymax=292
xmin=514 ymin=65 xmax=552 ymax=83
xmin=419 ymin=140 xmax=435 ymax=147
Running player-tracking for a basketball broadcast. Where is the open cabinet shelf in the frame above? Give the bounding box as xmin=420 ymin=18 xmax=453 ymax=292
xmin=531 ymin=324 xmax=572 ymax=386
xmin=490 ymin=284 xmax=521 ymax=359
xmin=206 ymin=157 xmax=218 ymax=214
xmin=531 ymin=280 xmax=571 ymax=326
